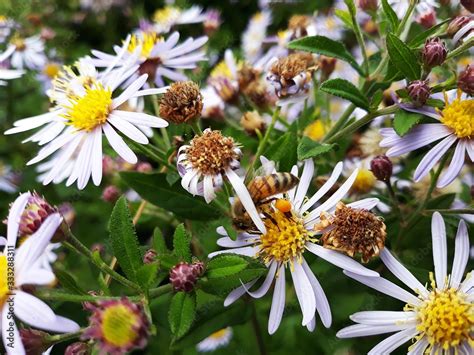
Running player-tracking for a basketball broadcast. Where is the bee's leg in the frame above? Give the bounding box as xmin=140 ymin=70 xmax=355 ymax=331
xmin=257 ymin=197 xmax=277 ymax=206
xmin=263 ymin=212 xmax=279 ymax=230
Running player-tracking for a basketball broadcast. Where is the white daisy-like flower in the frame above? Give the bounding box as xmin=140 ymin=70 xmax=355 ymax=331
xmin=380 ymin=89 xmax=474 ymax=188
xmin=338 ymin=212 xmax=473 ymax=354
xmin=90 ymin=30 xmax=207 ymax=87
xmin=196 ymin=327 xmax=233 ymax=352
xmin=208 ymin=49 xmax=239 ymax=103
xmin=5 ymin=50 xmax=168 ymax=189
xmin=201 ymin=86 xmax=225 ymax=118
xmin=177 ymin=129 xmax=242 ymax=203
xmin=152 ymin=5 xmax=206 ymax=34
xmin=210 ymin=158 xmax=380 ymax=334
xmin=0 ymin=67 xmax=23 ymax=85
xmin=0 ymin=35 xmax=46 ymax=70
xmin=0 ymin=193 xmax=79 ymax=354
xmin=242 ymin=11 xmax=272 ymax=65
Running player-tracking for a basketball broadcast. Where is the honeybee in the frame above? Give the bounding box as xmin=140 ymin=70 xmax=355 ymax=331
xmin=232 ymin=172 xmax=299 ymax=231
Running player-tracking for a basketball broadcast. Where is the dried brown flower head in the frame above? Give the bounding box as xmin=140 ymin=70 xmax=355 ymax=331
xmin=237 ymin=65 xmax=260 ymax=92
xmin=240 ymin=111 xmax=266 ymax=135
xmin=160 ymin=81 xmax=203 ymax=124
xmin=316 ymin=202 xmax=387 ymax=263
xmin=186 ymin=129 xmax=240 ymax=175
xmin=288 ymin=15 xmax=312 ymax=38
xmin=270 ymin=53 xmax=316 ymax=82
xmin=243 ymin=80 xmax=272 ymax=108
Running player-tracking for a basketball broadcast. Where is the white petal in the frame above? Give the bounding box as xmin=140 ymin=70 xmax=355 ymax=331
xmin=27 ymin=128 xmax=77 ymax=165
xmin=208 ymin=246 xmax=258 ymax=258
xmin=203 ymin=175 xmax=216 ymax=203
xmin=224 ymin=280 xmax=258 ymax=307
xmin=14 ymin=291 xmax=56 ymax=326
xmin=367 ymin=327 xmax=419 ymax=355
xmin=306 ymin=243 xmax=379 ymax=277
xmin=350 ymin=311 xmax=417 ymax=325
xmin=293 ymin=159 xmax=314 ymax=212
xmin=450 ymin=220 xmax=469 ymax=289
xmin=6 ymin=192 xmax=31 ymax=248
xmin=437 ymin=140 xmax=466 ymax=188
xmin=2 ymin=308 xmax=25 ymax=355
xmin=290 ymin=260 xmax=316 ymax=326
xmin=408 ymin=336 xmax=429 ymax=355
xmin=346 ymin=198 xmax=380 ymax=211
xmin=91 ymin=128 xmax=103 ymax=186
xmin=108 ymin=114 xmax=149 ymax=144
xmin=242 ymin=261 xmax=277 ymax=298
xmin=431 ymin=212 xmax=447 ymax=289
xmin=268 ymin=265 xmax=286 ymax=334
xmin=112 ymin=110 xmax=168 ymax=128
xmin=337 ymin=323 xmax=414 ymax=338
xmin=380 ymin=249 xmax=428 ymax=297
xmin=112 ymin=74 xmax=148 ymax=109
xmin=103 ymin=123 xmax=137 ymax=164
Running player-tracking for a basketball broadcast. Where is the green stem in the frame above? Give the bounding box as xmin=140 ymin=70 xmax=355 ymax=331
xmin=190 ymin=119 xmax=203 ymax=135
xmin=349 ymin=5 xmax=369 ymax=77
xmin=446 ymin=37 xmax=474 ymax=60
xmin=45 ymin=330 xmax=83 ymax=344
xmin=385 ymin=180 xmax=402 ymax=219
xmin=36 ymin=289 xmax=140 ymax=302
xmin=128 ymin=140 xmax=175 ymax=170
xmin=150 ymin=93 xmax=171 ymax=149
xmin=322 ymin=103 xmax=355 ymax=142
xmin=250 ymin=302 xmax=267 ymax=355
xmin=149 ymin=284 xmax=173 ymax=298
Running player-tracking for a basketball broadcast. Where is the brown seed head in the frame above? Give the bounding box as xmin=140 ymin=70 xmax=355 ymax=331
xmin=186 ymin=129 xmax=240 ymax=175
xmin=316 ymin=202 xmax=387 ymax=263
xmin=288 ymin=15 xmax=312 ymax=38
xmin=160 ymin=81 xmax=203 ymax=124
xmin=270 ymin=53 xmax=316 ymax=82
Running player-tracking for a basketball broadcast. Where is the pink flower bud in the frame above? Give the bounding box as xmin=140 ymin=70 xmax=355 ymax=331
xmin=169 ymin=262 xmax=202 ymax=292
xmin=370 ymin=155 xmax=393 ymax=182
xmin=458 ymin=65 xmax=474 ymax=96
xmin=407 ymin=80 xmax=431 ymax=106
xmin=422 ymin=38 xmax=447 ymax=68
xmin=143 ymin=249 xmax=157 ymax=264
xmin=102 ymin=185 xmax=121 ymax=203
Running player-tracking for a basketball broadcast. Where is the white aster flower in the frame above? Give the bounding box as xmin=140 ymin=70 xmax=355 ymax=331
xmin=196 ymin=327 xmax=233 ymax=352
xmin=152 ymin=6 xmax=206 ymax=34
xmin=0 ymin=35 xmax=46 ymax=70
xmin=5 ymin=52 xmax=168 ymax=189
xmin=380 ymin=90 xmax=474 ymax=188
xmin=242 ymin=11 xmax=272 ymax=64
xmin=90 ymin=30 xmax=207 ymax=87
xmin=0 ymin=193 xmax=79 ymax=354
xmin=177 ymin=129 xmax=242 ymax=203
xmin=338 ymin=212 xmax=473 ymax=354
xmin=0 ymin=67 xmax=23 ymax=85
xmin=210 ymin=158 xmax=380 ymax=334
xmin=0 ymin=17 xmax=17 ymax=43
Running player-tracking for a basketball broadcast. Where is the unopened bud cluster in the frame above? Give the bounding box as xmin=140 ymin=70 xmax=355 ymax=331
xmin=169 ymin=261 xmax=205 ymax=292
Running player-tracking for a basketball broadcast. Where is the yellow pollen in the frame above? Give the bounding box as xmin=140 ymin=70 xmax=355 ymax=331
xmin=352 ymin=169 xmax=376 ymax=194
xmin=0 ymin=256 xmax=10 ymax=305
xmin=440 ymin=90 xmax=474 ymax=139
xmin=209 ymin=328 xmax=228 ymax=340
xmin=153 ymin=6 xmax=180 ymax=25
xmin=211 ymin=60 xmax=234 ymax=79
xmin=275 ymin=199 xmax=292 ymax=213
xmin=415 ymin=286 xmax=474 ymax=350
xmin=127 ymin=32 xmax=160 ymax=59
xmin=62 ymin=82 xmax=112 ymax=131
xmin=258 ymin=208 xmax=313 ymax=265
xmin=304 ymin=120 xmax=327 ymax=141
xmin=101 ymin=304 xmax=139 ymax=347
xmin=43 ymin=63 xmax=60 ymax=79
xmin=11 ymin=36 xmax=26 ymax=51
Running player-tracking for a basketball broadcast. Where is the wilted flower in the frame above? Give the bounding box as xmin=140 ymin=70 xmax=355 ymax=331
xmin=458 ymin=64 xmax=474 ymax=96
xmin=407 ymin=80 xmax=431 ymax=106
xmin=82 ymin=298 xmax=150 ymax=354
xmin=20 ymin=329 xmax=50 ymax=355
xmin=422 ymin=37 xmax=447 ymax=69
xmin=338 ymin=213 xmax=472 ymax=354
xmin=159 ymin=81 xmax=203 ymax=124
xmin=196 ymin=328 xmax=233 ymax=352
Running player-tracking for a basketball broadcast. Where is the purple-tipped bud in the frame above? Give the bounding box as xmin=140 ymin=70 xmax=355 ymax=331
xmin=143 ymin=249 xmax=157 ymax=264
xmin=358 ymin=0 xmax=378 ymax=12
xmin=101 ymin=185 xmax=121 ymax=203
xmin=458 ymin=65 xmax=474 ymax=96
xmin=191 ymin=261 xmax=205 ymax=277
xmin=370 ymin=155 xmax=393 ymax=182
xmin=447 ymin=16 xmax=471 ymax=38
xmin=422 ymin=38 xmax=447 ymax=68
xmin=65 ymin=342 xmax=91 ymax=355
xmin=407 ymin=80 xmax=431 ymax=106
xmin=20 ymin=329 xmax=50 ymax=355
xmin=16 ymin=192 xmax=57 ymax=236
xmin=461 ymin=0 xmax=474 ymax=12
xmin=169 ymin=262 xmax=203 ymax=292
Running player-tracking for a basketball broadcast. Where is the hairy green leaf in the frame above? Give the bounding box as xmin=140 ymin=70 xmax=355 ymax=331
xmin=297 ymin=137 xmax=335 ymax=160
xmin=264 ymin=123 xmax=298 ymax=171
xmin=393 ymin=110 xmax=423 ymax=136
xmin=386 ymin=33 xmax=421 ymax=81
xmin=206 ymin=254 xmax=249 ymax=279
xmin=173 ymin=224 xmax=192 ymax=262
xmin=169 ymin=292 xmax=196 ymax=338
xmin=320 ymin=78 xmax=370 ymax=110
xmin=381 ymin=0 xmax=400 ymax=32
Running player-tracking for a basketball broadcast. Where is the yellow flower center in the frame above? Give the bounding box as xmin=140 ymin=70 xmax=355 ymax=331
xmin=0 ymin=256 xmax=9 ymax=305
xmin=352 ymin=169 xmax=376 ymax=194
xmin=11 ymin=36 xmax=26 ymax=51
xmin=209 ymin=328 xmax=229 ymax=340
xmin=211 ymin=60 xmax=234 ymax=79
xmin=258 ymin=207 xmax=313 ymax=265
xmin=416 ymin=288 xmax=474 ymax=350
xmin=43 ymin=63 xmax=60 ymax=79
xmin=101 ymin=304 xmax=139 ymax=347
xmin=440 ymin=90 xmax=474 ymax=139
xmin=153 ymin=6 xmax=180 ymax=25
xmin=304 ymin=120 xmax=327 ymax=141
xmin=62 ymin=82 xmax=112 ymax=131
xmin=127 ymin=32 xmax=160 ymax=59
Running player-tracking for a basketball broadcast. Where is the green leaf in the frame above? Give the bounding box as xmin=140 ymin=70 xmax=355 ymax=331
xmin=381 ymin=0 xmax=400 ymax=32
xmin=393 ymin=110 xmax=423 ymax=136
xmin=168 ymin=292 xmax=196 ymax=338
xmin=344 ymin=0 xmax=356 ymax=14
xmin=370 ymin=90 xmax=384 ymax=110
xmin=408 ymin=19 xmax=450 ymax=48
xmin=320 ymin=78 xmax=370 ymax=110
xmin=334 ymin=9 xmax=353 ymax=30
xmin=136 ymin=263 xmax=158 ymax=290
xmin=383 ymin=60 xmax=405 ymax=82
xmin=120 ymin=172 xmax=222 ymax=220
xmin=288 ymin=35 xmax=363 ymax=75
xmin=297 ymin=137 xmax=335 ymax=160
xmin=55 ymin=269 xmax=86 ymax=295
xmin=386 ymin=33 xmax=421 ymax=81
xmin=173 ymin=224 xmax=192 ymax=263
xmin=108 ymin=196 xmax=143 ymax=283
xmin=206 ymin=255 xmax=249 ymax=279
xmin=153 ymin=227 xmax=168 ymax=255
xmin=171 ymin=301 xmax=252 ymax=350
xmin=264 ymin=123 xmax=297 ymax=171
xmin=426 ymin=193 xmax=456 ymax=210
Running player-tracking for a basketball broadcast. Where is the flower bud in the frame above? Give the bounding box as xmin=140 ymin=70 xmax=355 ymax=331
xmin=20 ymin=329 xmax=50 ymax=355
xmin=136 ymin=162 xmax=153 ymax=173
xmin=461 ymin=0 xmax=474 ymax=12
xmin=422 ymin=38 xmax=447 ymax=68
xmin=240 ymin=111 xmax=266 ymax=135
xmin=358 ymin=0 xmax=378 ymax=12
xmin=160 ymin=81 xmax=203 ymax=124
xmin=17 ymin=192 xmax=57 ymax=236
xmin=417 ymin=8 xmax=437 ymax=29
xmin=65 ymin=342 xmax=91 ymax=355
xmin=407 ymin=80 xmax=431 ymax=106
xmin=102 ymin=185 xmax=121 ymax=203
xmin=169 ymin=261 xmax=204 ymax=292
xmin=447 ymin=16 xmax=472 ymax=38
xmin=370 ymin=155 xmax=393 ymax=182
xmin=319 ymin=55 xmax=337 ymax=79
xmin=143 ymin=248 xmax=157 ymax=264
xmin=458 ymin=65 xmax=474 ymax=96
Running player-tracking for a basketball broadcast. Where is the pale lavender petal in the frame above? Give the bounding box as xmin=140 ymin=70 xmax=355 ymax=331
xmin=367 ymin=327 xmax=419 ymax=355
xmin=408 ymin=336 xmax=429 ymax=355
xmin=337 ymin=323 xmax=413 ymax=338
xmin=431 ymin=212 xmax=447 ymax=289
xmin=293 ymin=159 xmax=314 ymax=212
xmin=268 ymin=265 xmax=286 ymax=334
xmin=290 ymin=260 xmax=316 ymax=326
xmin=224 ymin=280 xmax=258 ymax=307
xmin=450 ymin=220 xmax=469 ymax=289
xmin=242 ymin=261 xmax=277 ymax=298
xmin=437 ymin=140 xmax=466 ymax=188
xmin=350 ymin=311 xmax=417 ymax=325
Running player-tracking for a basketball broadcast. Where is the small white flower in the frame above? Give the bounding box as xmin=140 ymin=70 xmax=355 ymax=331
xmin=242 ymin=11 xmax=272 ymax=64
xmin=338 ymin=212 xmax=473 ymax=354
xmin=210 ymin=158 xmax=380 ymax=334
xmin=196 ymin=327 xmax=233 ymax=352
xmin=0 ymin=193 xmax=79 ymax=354
xmin=0 ymin=35 xmax=46 ymax=70
xmin=152 ymin=6 xmax=206 ymax=34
